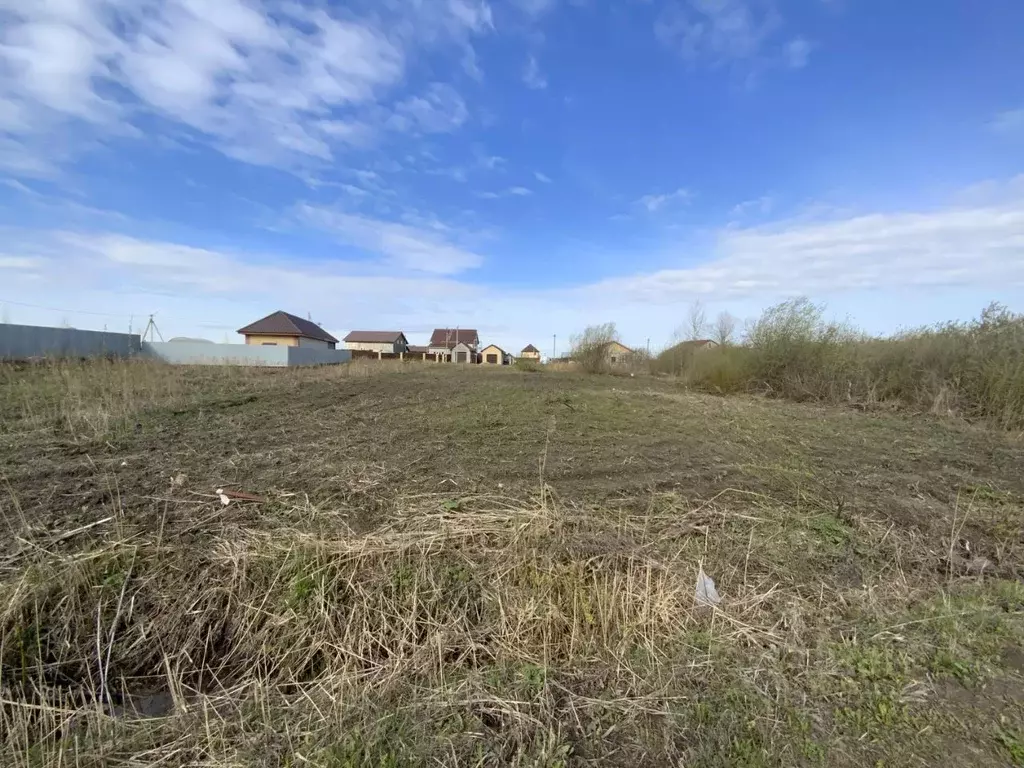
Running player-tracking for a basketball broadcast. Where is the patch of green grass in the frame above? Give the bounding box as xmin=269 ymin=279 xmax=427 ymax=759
xmin=995 ymin=719 xmax=1024 ymax=766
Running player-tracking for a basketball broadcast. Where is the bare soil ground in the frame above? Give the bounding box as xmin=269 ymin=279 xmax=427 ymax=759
xmin=1 ymin=361 xmax=1023 ymax=766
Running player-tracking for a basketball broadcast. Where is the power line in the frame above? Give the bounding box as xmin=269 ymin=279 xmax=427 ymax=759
xmin=0 ymin=297 xmax=135 ymax=319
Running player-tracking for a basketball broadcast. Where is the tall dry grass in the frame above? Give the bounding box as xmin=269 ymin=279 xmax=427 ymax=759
xmin=656 ymin=299 xmax=1024 ymax=430
xmin=0 ymin=488 xmax=802 ymax=766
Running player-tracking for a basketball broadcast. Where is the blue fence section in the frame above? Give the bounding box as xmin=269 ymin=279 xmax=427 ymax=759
xmin=0 ymin=323 xmax=141 ymax=360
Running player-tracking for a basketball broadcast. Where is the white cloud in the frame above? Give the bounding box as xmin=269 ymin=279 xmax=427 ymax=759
xmin=447 ymin=0 xmax=495 ymax=32
xmin=476 ymin=187 xmax=533 ymax=199
xmin=388 ymin=83 xmax=468 ymax=134
xmin=730 ymin=195 xmax=774 ymax=217
xmin=990 ymin=109 xmax=1024 ymax=136
xmin=655 ymin=0 xmax=781 ymax=64
xmin=0 ymin=0 xmax=489 ymax=174
xmin=0 ymin=256 xmax=40 ymax=269
xmin=597 ymin=201 xmax=1024 ymax=303
xmin=295 ymin=204 xmax=485 ymax=274
xmin=2 ymin=183 xmax=1022 ymax=350
xmin=637 ymin=187 xmax=694 ymax=212
xmin=784 ymin=37 xmax=814 ymax=69
xmin=523 ymin=55 xmax=548 ymax=89
xmin=534 ymin=171 xmax=553 ymax=183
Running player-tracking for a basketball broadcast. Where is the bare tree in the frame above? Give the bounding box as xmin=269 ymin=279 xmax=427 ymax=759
xmin=686 ymin=300 xmax=708 ymax=340
xmin=713 ymin=311 xmax=737 ymax=346
xmin=569 ymin=322 xmax=619 ymax=373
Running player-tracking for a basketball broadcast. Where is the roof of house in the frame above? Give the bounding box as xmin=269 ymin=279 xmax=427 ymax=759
xmin=481 ymin=344 xmax=506 ymax=353
xmin=662 ymin=339 xmax=718 ymax=354
xmin=429 ymin=328 xmax=480 ymax=348
xmin=343 ymin=331 xmax=406 ymax=343
xmin=521 ymin=344 xmax=541 ymax=354
xmin=602 ymin=340 xmax=633 ymax=353
xmin=407 ymin=345 xmax=429 ymax=354
xmin=237 ymin=311 xmax=338 ymax=343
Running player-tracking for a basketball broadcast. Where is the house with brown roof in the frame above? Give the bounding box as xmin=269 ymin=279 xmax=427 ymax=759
xmin=342 ymin=331 xmax=409 ymax=356
xmin=237 ymin=311 xmax=338 ymax=349
xmin=520 ymin=344 xmax=541 ymax=361
xmin=428 ymin=328 xmax=480 ymax=362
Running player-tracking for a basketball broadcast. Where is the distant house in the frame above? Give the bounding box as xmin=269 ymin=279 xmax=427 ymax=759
xmin=520 ymin=344 xmax=541 ymax=361
xmin=668 ymin=339 xmax=719 ymax=352
xmin=657 ymin=339 xmax=719 ymax=371
xmin=343 ymin=331 xmax=409 ymax=357
xmin=480 ymin=344 xmax=509 ymax=365
xmin=428 ymin=328 xmax=480 ymax=361
xmin=451 ymin=341 xmax=475 ymax=363
xmin=601 ymin=341 xmax=634 ymax=365
xmin=237 ymin=311 xmax=338 ymax=349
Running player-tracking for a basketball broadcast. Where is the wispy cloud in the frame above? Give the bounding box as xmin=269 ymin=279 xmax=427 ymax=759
xmin=534 ymin=171 xmax=553 ymax=183
xmin=295 ymin=204 xmax=485 ymax=274
xmin=0 ymin=256 xmax=40 ymax=270
xmin=784 ymin=38 xmax=814 ymax=69
xmin=990 ymin=108 xmax=1024 ymax=135
xmin=655 ymin=0 xmax=782 ymax=64
xmin=0 ymin=0 xmax=492 ymax=175
xmin=2 ymin=179 xmax=1022 ymax=348
xmin=477 ymin=186 xmax=533 ymax=199
xmin=387 ymin=84 xmax=469 ymax=134
xmin=637 ymin=187 xmax=693 ymax=212
xmin=599 ymin=200 xmax=1024 ymax=303
xmin=730 ymin=195 xmax=774 ymax=217
xmin=523 ymin=55 xmax=548 ymax=89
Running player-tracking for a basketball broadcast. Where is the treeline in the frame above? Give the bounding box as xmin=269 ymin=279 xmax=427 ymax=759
xmin=572 ymin=299 xmax=1024 ymax=430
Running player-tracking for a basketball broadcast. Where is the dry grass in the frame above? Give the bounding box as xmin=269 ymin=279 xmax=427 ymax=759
xmin=649 ymin=300 xmax=1024 ymax=431
xmin=1 ymin=361 xmax=1023 ymax=766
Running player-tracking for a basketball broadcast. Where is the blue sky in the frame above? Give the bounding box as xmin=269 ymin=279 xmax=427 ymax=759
xmin=1 ymin=0 xmax=1022 ymax=352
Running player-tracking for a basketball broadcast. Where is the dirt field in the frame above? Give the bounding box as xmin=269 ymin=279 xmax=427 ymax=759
xmin=1 ymin=360 xmax=1023 ymax=766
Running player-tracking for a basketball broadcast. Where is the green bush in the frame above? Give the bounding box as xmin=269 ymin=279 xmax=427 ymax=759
xmin=668 ymin=299 xmax=1024 ymax=430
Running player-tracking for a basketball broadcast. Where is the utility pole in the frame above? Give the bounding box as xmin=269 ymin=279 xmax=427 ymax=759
xmin=647 ymin=338 xmax=650 ymax=355
xmin=141 ymin=314 xmax=164 ymax=342
xmin=552 ymin=334 xmax=556 ymax=359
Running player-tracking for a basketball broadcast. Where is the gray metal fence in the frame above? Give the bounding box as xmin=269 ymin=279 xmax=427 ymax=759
xmin=0 ymin=323 xmax=141 ymax=360
xmin=0 ymin=324 xmax=352 ymax=367
xmin=142 ymin=341 xmax=351 ymax=367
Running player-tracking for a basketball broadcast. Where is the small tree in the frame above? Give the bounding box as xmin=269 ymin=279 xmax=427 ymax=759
xmin=686 ymin=300 xmax=708 ymax=340
xmin=713 ymin=311 xmax=737 ymax=346
xmin=570 ymin=322 xmax=619 ymax=373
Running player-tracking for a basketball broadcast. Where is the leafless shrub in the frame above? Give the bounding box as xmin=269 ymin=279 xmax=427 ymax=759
xmin=568 ymin=322 xmax=619 ymax=373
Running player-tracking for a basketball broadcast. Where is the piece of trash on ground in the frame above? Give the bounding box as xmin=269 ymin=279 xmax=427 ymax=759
xmin=696 ymin=566 xmax=722 ymax=606
xmin=215 ymin=488 xmax=267 ymax=505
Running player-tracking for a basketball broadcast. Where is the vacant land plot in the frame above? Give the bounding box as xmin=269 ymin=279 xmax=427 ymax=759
xmin=1 ymin=360 xmax=1023 ymax=766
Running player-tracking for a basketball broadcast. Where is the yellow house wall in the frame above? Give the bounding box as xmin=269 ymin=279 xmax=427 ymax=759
xmin=244 ymin=334 xmax=298 ymax=347
xmin=605 ymin=341 xmax=632 ymax=363
xmin=520 ymin=350 xmax=541 ymax=360
xmin=480 ymin=345 xmax=504 ymax=364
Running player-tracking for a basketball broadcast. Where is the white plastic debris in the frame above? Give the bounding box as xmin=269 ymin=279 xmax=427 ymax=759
xmin=695 ymin=566 xmax=721 ymax=606
xmin=216 ymin=488 xmax=231 ymax=506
